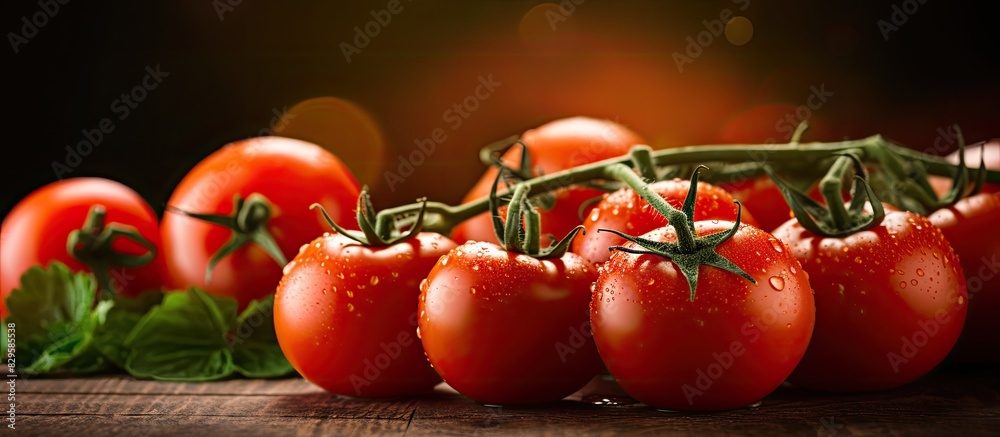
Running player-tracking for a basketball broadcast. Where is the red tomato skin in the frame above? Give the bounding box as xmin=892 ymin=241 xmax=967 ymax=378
xmin=929 ymin=193 xmax=1000 ymax=363
xmin=275 ymin=232 xmax=456 ymax=397
xmin=451 ymin=117 xmax=646 ymax=244
xmin=1 ymin=178 xmax=165 ymax=317
xmin=592 ymin=222 xmax=815 ymax=411
xmin=418 ymin=241 xmax=601 ymax=405
xmin=718 ymin=176 xmax=794 ymax=233
xmin=160 ymin=137 xmax=360 ymax=309
xmin=930 ymin=139 xmax=1000 ymax=196
xmin=774 ymin=210 xmax=968 ymax=391
xmin=572 ymin=179 xmax=759 ymax=266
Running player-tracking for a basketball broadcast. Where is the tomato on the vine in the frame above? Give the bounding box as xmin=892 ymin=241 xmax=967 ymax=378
xmin=160 ymin=137 xmax=360 ymax=309
xmin=275 ymin=230 xmax=456 ymax=397
xmin=928 ymin=192 xmax=1000 ymax=363
xmin=572 ymin=178 xmax=759 ymax=266
xmin=773 ymin=209 xmax=968 ymax=391
xmin=451 ymin=117 xmax=645 ymax=244
xmin=1 ymin=177 xmax=165 ymax=317
xmin=418 ymin=241 xmax=601 ymax=405
xmin=592 ymin=222 xmax=815 ymax=411
xmin=930 ymin=139 xmax=1000 ymax=196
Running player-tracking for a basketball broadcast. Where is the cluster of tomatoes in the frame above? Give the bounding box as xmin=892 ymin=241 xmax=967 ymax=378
xmin=1 ymin=117 xmax=996 ymax=412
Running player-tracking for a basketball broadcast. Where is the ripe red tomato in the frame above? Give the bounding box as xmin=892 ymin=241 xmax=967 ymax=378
xmin=928 ymin=193 xmax=1000 ymax=363
xmin=418 ymin=241 xmax=601 ymax=405
xmin=160 ymin=137 xmax=360 ymax=309
xmin=572 ymin=178 xmax=759 ymax=266
xmin=592 ymin=222 xmax=814 ymax=411
xmin=1 ymin=178 xmax=165 ymax=318
xmin=930 ymin=139 xmax=1000 ymax=196
xmin=773 ymin=210 xmax=968 ymax=391
xmin=451 ymin=117 xmax=645 ymax=244
xmin=275 ymin=231 xmax=456 ymax=397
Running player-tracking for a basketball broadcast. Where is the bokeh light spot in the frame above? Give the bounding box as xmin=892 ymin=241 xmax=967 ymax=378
xmin=274 ymin=97 xmax=386 ymax=186
xmin=725 ymin=16 xmax=754 ymax=46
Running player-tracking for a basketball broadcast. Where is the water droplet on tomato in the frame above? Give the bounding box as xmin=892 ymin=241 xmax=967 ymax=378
xmin=346 ymin=290 xmax=354 ymax=298
xmin=325 ymin=269 xmax=331 ymax=275
xmin=768 ymin=276 xmax=785 ymax=291
xmin=648 ymin=278 xmax=655 ymax=286
xmin=590 ymin=210 xmax=600 ymax=221
xmin=472 ymin=265 xmax=480 ymax=271
xmin=347 ymin=303 xmax=355 ymax=312
xmin=770 ymin=240 xmax=784 ymax=253
xmin=789 ymin=265 xmax=797 ymax=275
xmin=441 ymin=256 xmax=449 ymax=266
xmin=786 ymin=323 xmax=791 ymax=328
xmin=370 ymin=276 xmax=379 ymax=286
xmin=910 ymin=279 xmax=918 ymax=286
xmin=916 ymin=269 xmax=925 ymax=277
xmin=958 ymin=295 xmax=965 ymax=305
xmin=470 ymin=287 xmax=477 ymax=295
xmin=899 ymin=281 xmax=906 ymax=289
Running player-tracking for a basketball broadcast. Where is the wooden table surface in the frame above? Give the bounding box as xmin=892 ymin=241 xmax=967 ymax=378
xmin=14 ymin=365 xmax=999 ymax=436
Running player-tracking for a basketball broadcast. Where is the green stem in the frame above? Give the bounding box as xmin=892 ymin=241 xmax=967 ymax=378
xmin=820 ymin=155 xmax=853 ymax=228
xmin=373 ymin=135 xmax=1000 ymax=235
xmin=602 ymin=164 xmax=696 ymax=252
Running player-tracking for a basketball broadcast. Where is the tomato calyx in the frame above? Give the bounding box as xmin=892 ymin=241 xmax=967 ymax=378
xmin=67 ymin=204 xmax=157 ymax=298
xmin=489 ymin=168 xmax=582 ymax=259
xmin=165 ymin=193 xmax=287 ymax=282
xmin=598 ymin=163 xmax=756 ymax=301
xmin=933 ymin=126 xmax=988 ymax=207
xmin=766 ymin=152 xmax=886 ymax=237
xmin=311 ymin=186 xmax=429 ymax=246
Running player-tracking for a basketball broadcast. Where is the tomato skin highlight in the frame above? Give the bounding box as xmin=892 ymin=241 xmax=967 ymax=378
xmin=275 ymin=232 xmax=456 ymax=397
xmin=160 ymin=137 xmax=360 ymax=309
xmin=929 ymin=193 xmax=1000 ymax=363
xmin=1 ymin=177 xmax=165 ymax=317
xmin=774 ymin=210 xmax=968 ymax=391
xmin=451 ymin=117 xmax=646 ymax=244
xmin=572 ymin=179 xmax=759 ymax=266
xmin=592 ymin=222 xmax=815 ymax=411
xmin=418 ymin=241 xmax=601 ymax=405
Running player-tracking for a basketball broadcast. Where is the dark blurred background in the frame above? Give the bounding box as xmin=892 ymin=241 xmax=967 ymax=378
xmin=3 ymin=0 xmax=998 ymax=218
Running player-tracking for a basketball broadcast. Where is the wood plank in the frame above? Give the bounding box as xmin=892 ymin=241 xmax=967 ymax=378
xmin=16 ymin=414 xmax=407 ymax=437
xmin=17 ymin=375 xmax=318 ymax=396
xmin=21 ymin=392 xmax=417 ymax=420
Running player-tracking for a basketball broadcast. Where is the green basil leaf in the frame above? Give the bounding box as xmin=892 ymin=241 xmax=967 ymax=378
xmin=5 ymin=262 xmax=98 ymax=371
xmin=124 ymin=288 xmax=235 ymax=381
xmin=93 ymin=291 xmax=163 ymax=368
xmin=230 ymin=296 xmax=295 ymax=378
